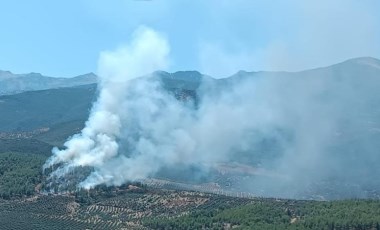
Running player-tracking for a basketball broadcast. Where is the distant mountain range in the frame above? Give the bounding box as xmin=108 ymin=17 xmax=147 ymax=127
xmin=2 ymin=56 xmax=379 ymax=96
xmin=0 ymin=57 xmax=379 ymax=134
xmin=0 ymin=71 xmax=97 ymax=95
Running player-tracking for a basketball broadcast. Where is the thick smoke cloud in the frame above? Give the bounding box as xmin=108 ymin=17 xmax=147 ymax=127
xmin=44 ymin=26 xmax=380 ymax=199
xmin=44 ymin=26 xmax=171 ymax=188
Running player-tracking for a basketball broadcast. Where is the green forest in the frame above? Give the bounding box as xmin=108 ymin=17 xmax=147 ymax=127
xmin=0 ymin=152 xmax=45 ymax=198
xmin=144 ymin=199 xmax=380 ymax=229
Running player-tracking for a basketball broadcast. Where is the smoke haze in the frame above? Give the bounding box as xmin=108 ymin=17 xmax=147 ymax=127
xmin=44 ymin=25 xmax=380 ymax=199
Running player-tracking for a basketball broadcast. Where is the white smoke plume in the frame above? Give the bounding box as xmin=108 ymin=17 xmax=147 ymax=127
xmin=44 ymin=26 xmax=170 ymax=189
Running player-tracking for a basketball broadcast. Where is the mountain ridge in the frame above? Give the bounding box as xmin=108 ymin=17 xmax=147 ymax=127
xmin=1 ymin=57 xmax=379 ymax=96
xmin=0 ymin=72 xmax=97 ymax=95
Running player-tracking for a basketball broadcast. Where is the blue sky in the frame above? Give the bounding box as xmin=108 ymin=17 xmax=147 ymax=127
xmin=0 ymin=0 xmax=379 ymax=78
